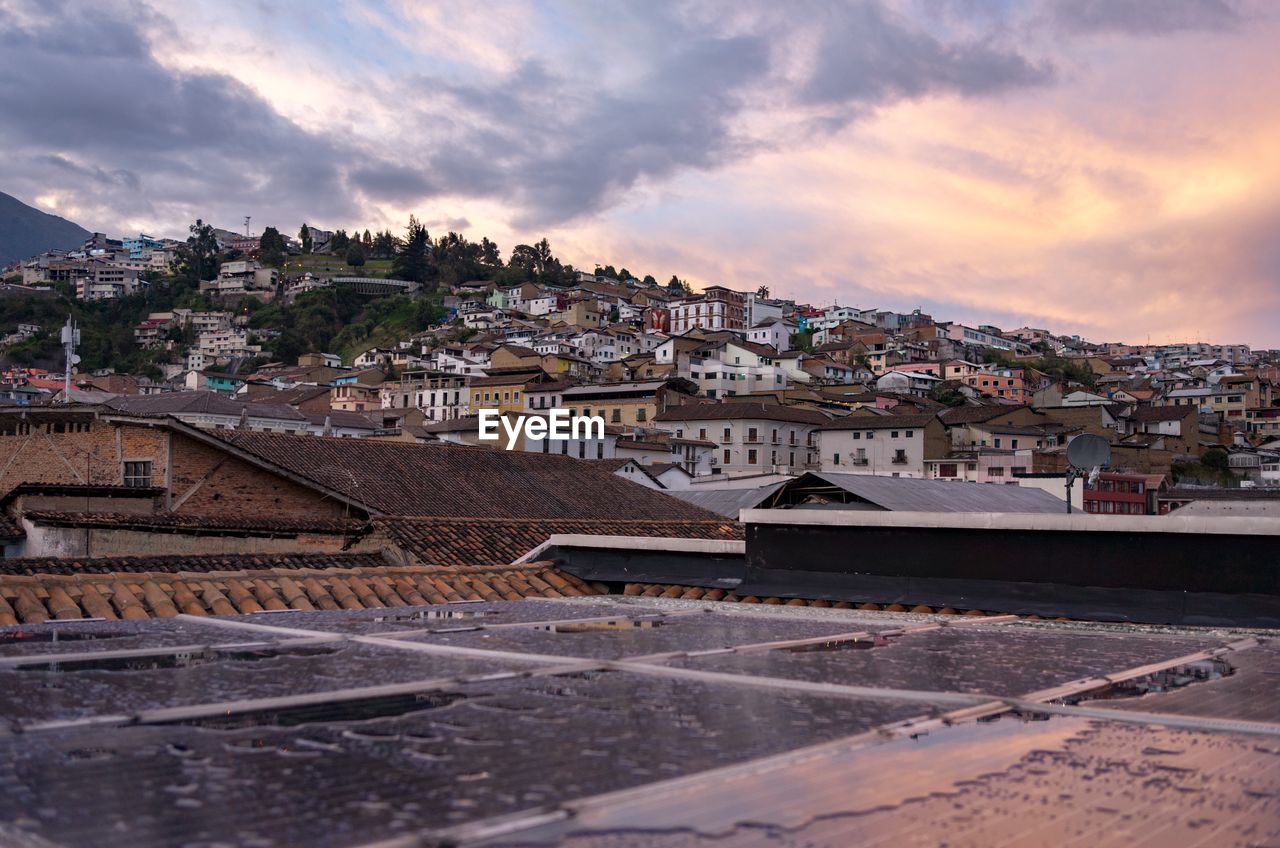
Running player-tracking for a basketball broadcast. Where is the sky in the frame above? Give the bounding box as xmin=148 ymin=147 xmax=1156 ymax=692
xmin=1 ymin=0 xmax=1277 ymax=346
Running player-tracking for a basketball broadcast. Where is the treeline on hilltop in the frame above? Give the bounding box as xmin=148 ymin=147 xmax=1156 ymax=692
xmin=0 ymin=213 xmax=680 ymax=375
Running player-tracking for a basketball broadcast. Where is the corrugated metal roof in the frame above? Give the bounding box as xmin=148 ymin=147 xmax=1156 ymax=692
xmin=805 ymin=472 xmax=1067 ymax=513
xmin=669 ymin=483 xmax=786 ymax=518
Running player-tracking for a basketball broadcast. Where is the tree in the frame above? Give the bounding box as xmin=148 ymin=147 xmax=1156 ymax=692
xmin=756 ymin=285 xmax=770 ymax=299
xmin=1202 ymin=446 xmax=1230 ymax=471
xmin=372 ymin=230 xmax=398 ymax=260
xmin=361 ymin=229 xmax=373 ymax=252
xmin=299 ymin=223 xmax=312 ymax=254
xmin=177 ymin=219 xmax=220 ymax=282
xmin=330 ymin=229 xmax=350 ymax=254
xmin=480 ymin=237 xmax=501 ymax=266
xmin=928 ymin=384 xmax=967 ymax=407
xmin=393 ymin=215 xmax=431 ymax=286
xmin=258 ymin=226 xmax=287 ymax=268
xmin=345 ymin=241 xmax=366 ymax=268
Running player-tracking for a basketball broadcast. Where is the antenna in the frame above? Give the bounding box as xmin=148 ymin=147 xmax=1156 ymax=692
xmin=244 ymin=216 xmax=251 ymax=237
xmin=60 ymin=317 xmax=80 ymax=403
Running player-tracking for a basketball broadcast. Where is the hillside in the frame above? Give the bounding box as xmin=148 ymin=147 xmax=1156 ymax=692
xmin=0 ymin=191 xmax=90 ymax=267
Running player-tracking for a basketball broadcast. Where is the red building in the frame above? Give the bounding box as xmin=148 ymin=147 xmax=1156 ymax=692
xmin=1083 ymin=472 xmax=1166 ymax=515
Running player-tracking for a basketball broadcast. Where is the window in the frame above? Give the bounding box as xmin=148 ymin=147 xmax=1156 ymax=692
xmin=1011 ymin=439 xmax=1019 ymax=449
xmin=123 ymin=460 xmax=152 ymax=488
xmin=699 ymin=428 xmax=707 ymax=440
xmin=905 ymin=430 xmax=913 ymax=438
xmin=1011 ymin=466 xmax=1027 ymax=476
xmin=748 ymin=427 xmax=758 ymax=442
xmin=989 ymin=467 xmax=1004 ymax=477
xmin=723 ymin=427 xmax=732 ymax=441
xmin=833 ymin=452 xmax=841 ymax=464
xmin=938 ymin=463 xmax=958 ymax=478
xmin=611 ymin=409 xmax=622 ymax=423
xmin=994 ymin=438 xmax=1002 ymax=449
xmin=851 ymin=432 xmax=861 ymax=440
xmin=893 ymin=450 xmax=907 ymax=464
xmin=596 ymin=442 xmax=604 ymax=459
xmin=748 ymin=449 xmax=758 ymax=464
xmin=866 ymin=431 xmax=874 ymax=439
xmin=578 ymin=441 xmax=586 ymax=458
xmin=637 ymin=408 xmax=647 ymax=422
xmin=890 ymin=431 xmax=899 ymax=439
xmin=723 ymin=449 xmax=731 ymax=464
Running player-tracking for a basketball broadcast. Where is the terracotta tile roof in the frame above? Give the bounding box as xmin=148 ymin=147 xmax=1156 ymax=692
xmin=0 ymin=512 xmax=22 ymax=539
xmin=376 ymin=517 xmax=744 ymax=566
xmin=1129 ymin=405 xmax=1196 ymax=423
xmin=938 ymin=404 xmax=1031 ymax=425
xmin=23 ymin=511 xmax=366 ymax=536
xmin=819 ymin=412 xmax=938 ymax=430
xmin=210 ymin=431 xmax=721 ymax=521
xmin=655 ymin=401 xmax=830 ymax=425
xmin=0 ymin=562 xmax=604 ymax=624
xmin=0 ymin=551 xmax=387 ymax=578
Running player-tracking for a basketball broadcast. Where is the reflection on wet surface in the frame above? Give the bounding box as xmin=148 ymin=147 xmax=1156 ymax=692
xmin=678 ymin=624 xmax=1223 ymax=697
xmin=14 ymin=644 xmax=338 ymax=673
xmin=0 ymin=602 xmax=1273 ymax=848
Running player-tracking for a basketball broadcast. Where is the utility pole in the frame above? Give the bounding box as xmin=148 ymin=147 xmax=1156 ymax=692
xmin=60 ymin=317 xmax=80 ymax=403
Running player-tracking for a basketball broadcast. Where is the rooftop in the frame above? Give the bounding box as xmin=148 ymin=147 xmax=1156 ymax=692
xmin=0 ymin=597 xmax=1274 ymax=846
xmin=209 ymin=430 xmax=722 ymax=521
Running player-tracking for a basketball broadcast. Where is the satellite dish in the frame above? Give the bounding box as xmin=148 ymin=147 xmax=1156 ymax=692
xmin=1067 ymin=434 xmax=1111 ymax=470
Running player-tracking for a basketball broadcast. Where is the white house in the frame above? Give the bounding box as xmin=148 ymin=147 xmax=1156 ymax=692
xmin=654 ymin=401 xmax=827 ymax=477
xmin=817 ymin=412 xmax=945 ymax=479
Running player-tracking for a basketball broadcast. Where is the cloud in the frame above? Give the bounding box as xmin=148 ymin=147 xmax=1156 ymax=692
xmin=800 ymin=2 xmax=1053 ymax=109
xmin=1047 ymin=0 xmax=1241 ymax=36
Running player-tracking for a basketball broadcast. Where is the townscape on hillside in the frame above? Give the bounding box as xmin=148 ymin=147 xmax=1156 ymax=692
xmin=4 ymin=218 xmax=1279 ymax=522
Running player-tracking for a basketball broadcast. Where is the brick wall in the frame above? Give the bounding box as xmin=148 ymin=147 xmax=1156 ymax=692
xmin=0 ymin=418 xmax=168 ymax=491
xmin=169 ymin=432 xmax=354 ymax=521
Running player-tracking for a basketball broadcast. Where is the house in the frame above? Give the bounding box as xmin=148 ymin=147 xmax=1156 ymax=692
xmin=469 ymin=367 xmax=556 ymax=415
xmin=937 ymin=404 xmax=1042 ymax=449
xmin=746 ymin=317 xmax=795 ymax=353
xmin=379 ymin=370 xmax=469 ymax=422
xmin=1118 ymin=405 xmax=1200 ymax=457
xmin=817 ymin=412 xmax=947 ymax=478
xmin=1083 ymin=472 xmax=1166 ymax=515
xmin=653 ymin=401 xmax=829 ymax=477
xmin=558 ymin=378 xmax=698 ymax=428
xmin=0 ymin=405 xmax=735 ymax=562
xmin=876 ymin=370 xmax=942 ymax=398
xmin=668 ymin=286 xmax=747 ymax=333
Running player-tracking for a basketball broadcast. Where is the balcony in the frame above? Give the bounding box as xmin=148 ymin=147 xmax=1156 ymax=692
xmin=891 ymin=456 xmax=909 ymax=465
xmin=850 ymin=457 xmax=869 ymax=466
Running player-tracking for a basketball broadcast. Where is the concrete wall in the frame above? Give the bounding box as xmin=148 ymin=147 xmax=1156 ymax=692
xmin=19 ymin=521 xmax=379 ymax=559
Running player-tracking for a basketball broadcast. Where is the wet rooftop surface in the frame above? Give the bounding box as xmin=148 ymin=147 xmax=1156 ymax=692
xmin=0 ymin=599 xmax=1276 ymax=847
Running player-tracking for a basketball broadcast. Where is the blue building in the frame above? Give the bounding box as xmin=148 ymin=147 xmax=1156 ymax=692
xmin=123 ymin=234 xmax=163 ymax=260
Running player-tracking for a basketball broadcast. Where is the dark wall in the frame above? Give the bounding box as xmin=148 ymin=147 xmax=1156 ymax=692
xmin=745 ymin=522 xmax=1280 ymax=626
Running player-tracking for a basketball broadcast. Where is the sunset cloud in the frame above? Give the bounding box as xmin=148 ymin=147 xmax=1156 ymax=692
xmin=0 ymin=0 xmax=1275 ymax=345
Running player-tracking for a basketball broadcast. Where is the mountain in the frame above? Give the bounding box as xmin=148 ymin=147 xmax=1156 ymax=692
xmin=0 ymin=191 xmax=91 ymax=268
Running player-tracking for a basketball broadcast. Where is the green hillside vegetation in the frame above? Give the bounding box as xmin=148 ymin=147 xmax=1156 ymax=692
xmin=246 ymin=289 xmax=445 ymax=366
xmin=0 ymin=214 xmax=655 ymax=376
